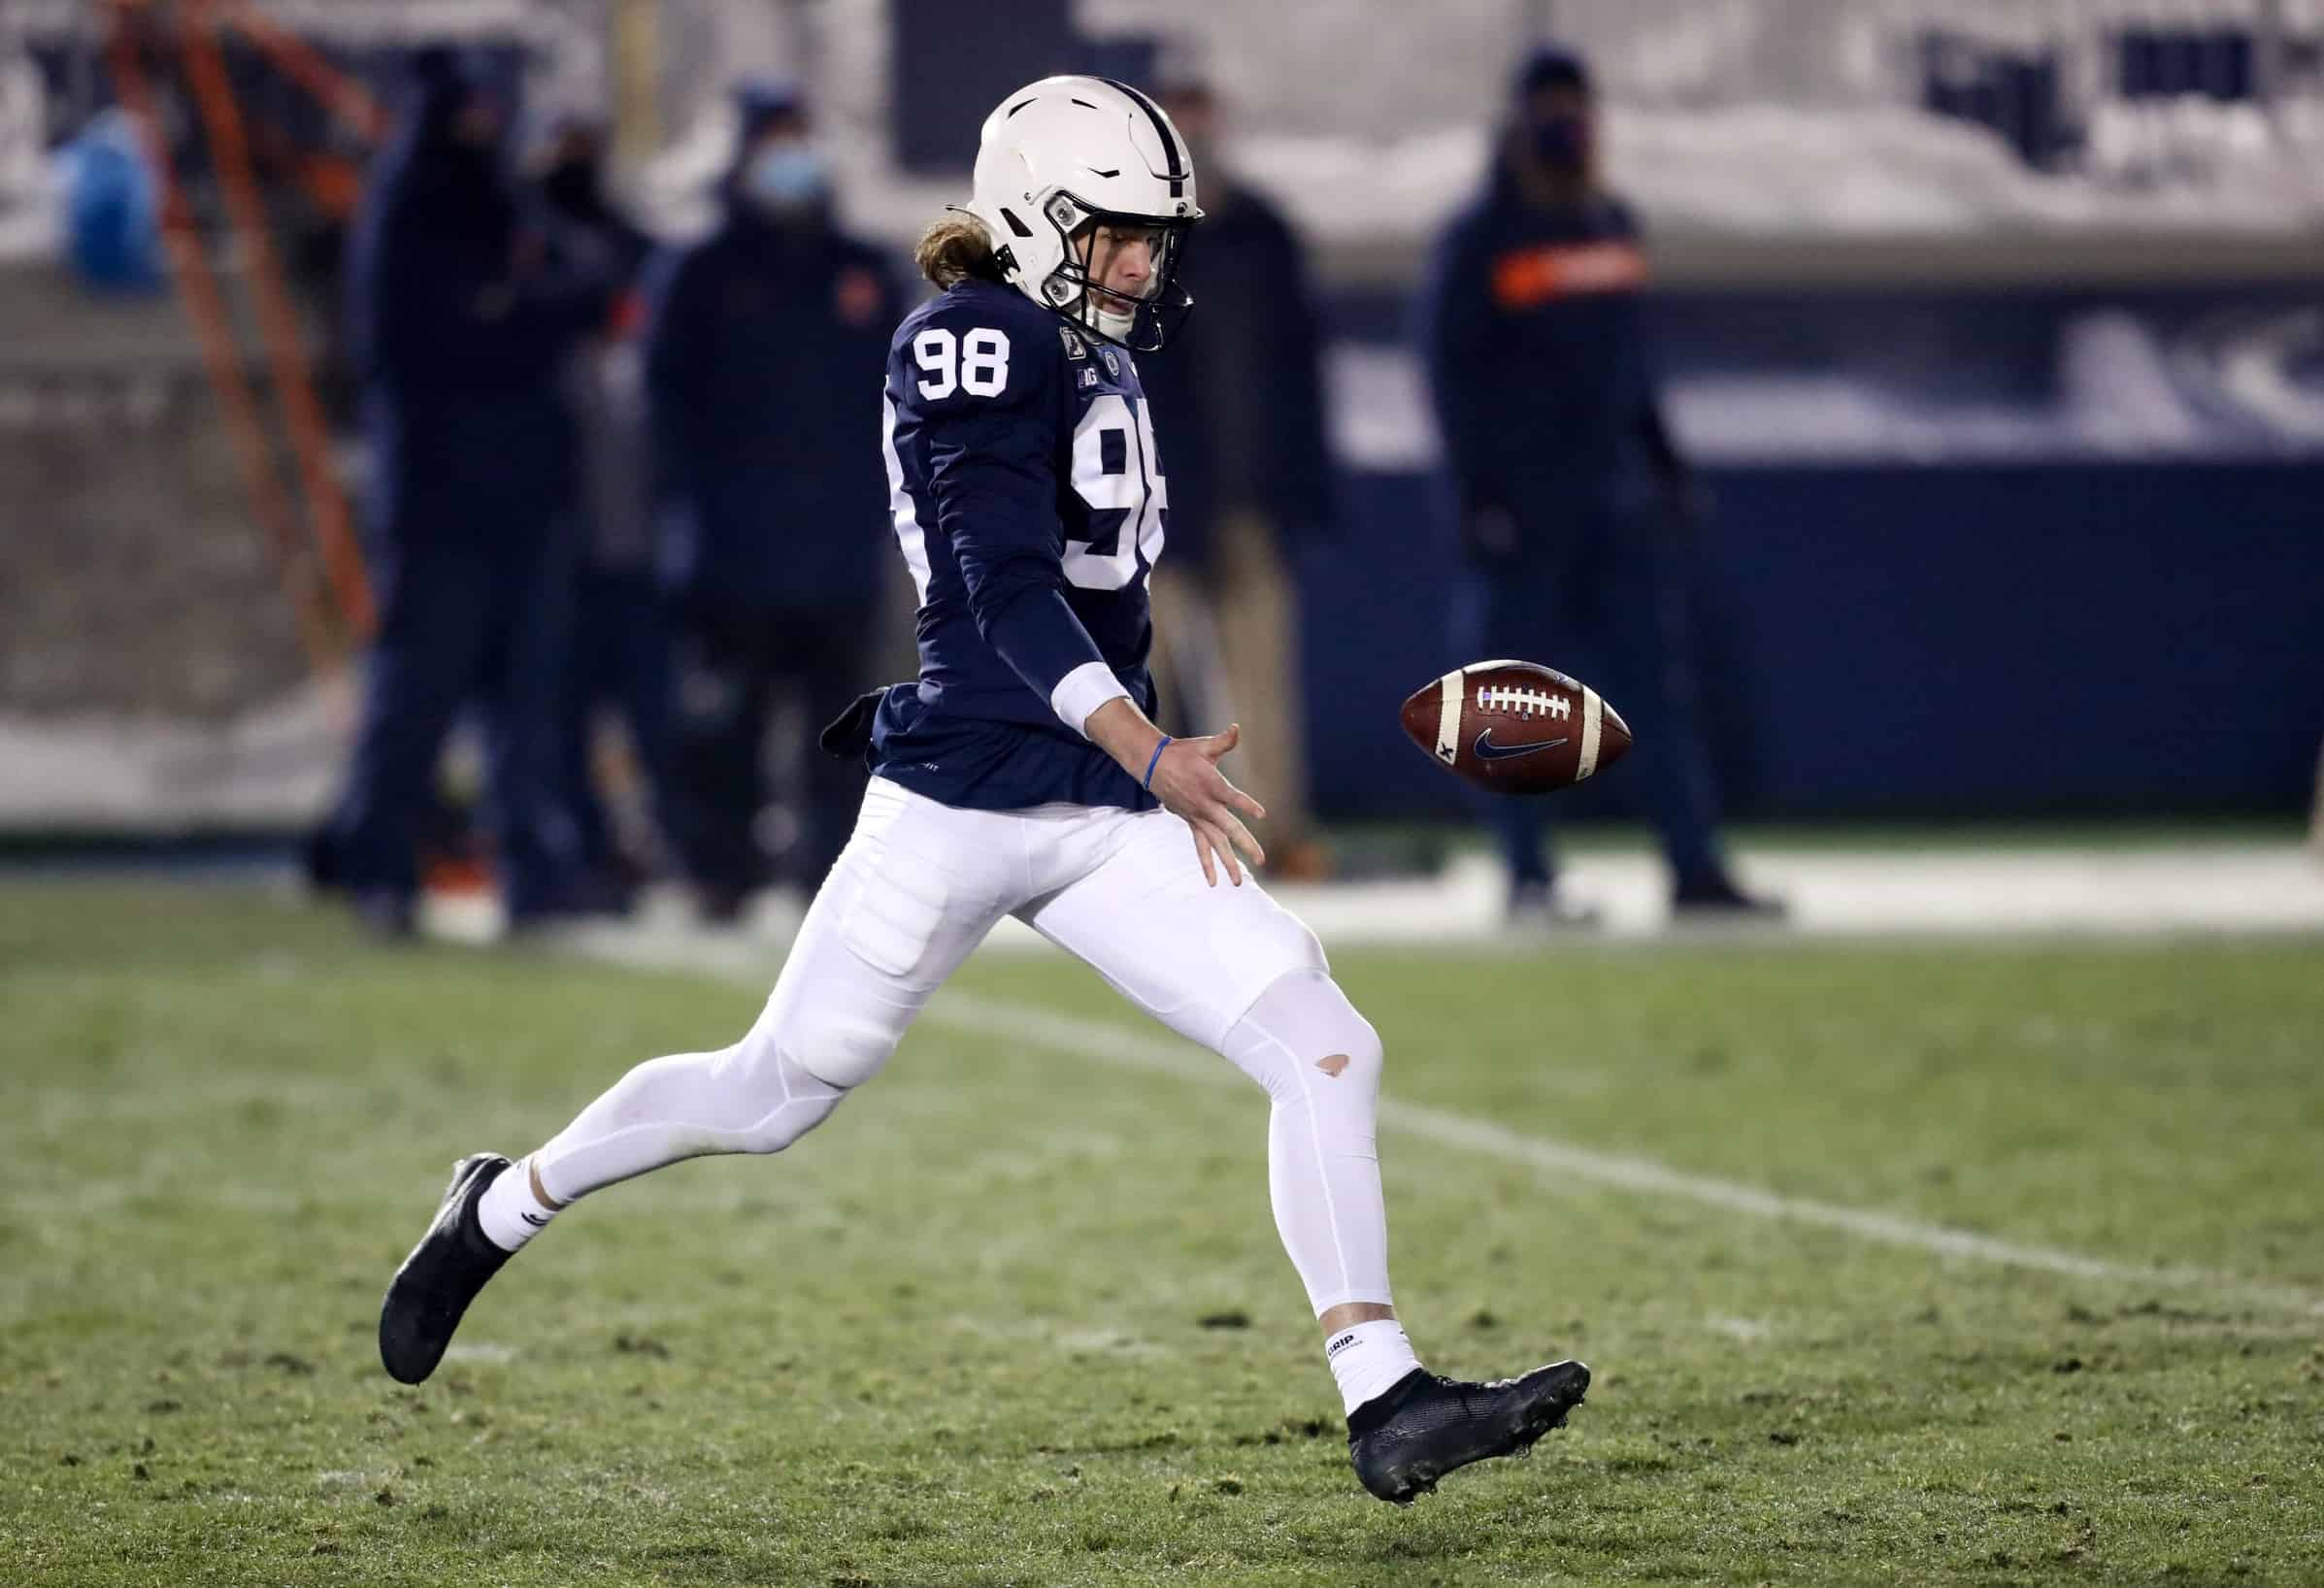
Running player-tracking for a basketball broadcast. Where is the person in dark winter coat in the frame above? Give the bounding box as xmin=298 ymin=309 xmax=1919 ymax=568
xmin=319 ymin=48 xmax=612 ymax=936
xmin=645 ymin=82 xmax=903 ymax=919
xmin=1417 ymin=45 xmax=1779 ymax=926
xmin=534 ymin=117 xmax=678 ymax=900
xmin=1140 ymin=76 xmax=1336 ymax=880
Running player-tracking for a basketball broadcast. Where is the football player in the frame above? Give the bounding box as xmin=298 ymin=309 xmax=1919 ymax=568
xmin=379 ymin=76 xmax=1586 ymax=1505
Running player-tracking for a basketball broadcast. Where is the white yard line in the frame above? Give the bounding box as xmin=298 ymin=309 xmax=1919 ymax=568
xmin=570 ymin=927 xmax=2324 ymax=1317
xmin=935 ymin=992 xmax=2321 ymax=1314
xmin=1278 ymin=848 xmax=2324 ymax=943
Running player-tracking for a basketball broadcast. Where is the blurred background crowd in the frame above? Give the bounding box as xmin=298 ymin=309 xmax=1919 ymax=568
xmin=2 ymin=0 xmax=2320 ymax=938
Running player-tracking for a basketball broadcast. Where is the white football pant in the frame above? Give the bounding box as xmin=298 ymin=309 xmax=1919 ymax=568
xmin=533 ymin=777 xmax=1393 ymax=1314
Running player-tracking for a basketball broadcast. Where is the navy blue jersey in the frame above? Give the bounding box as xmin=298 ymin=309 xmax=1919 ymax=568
xmin=869 ymin=278 xmax=1167 ymax=811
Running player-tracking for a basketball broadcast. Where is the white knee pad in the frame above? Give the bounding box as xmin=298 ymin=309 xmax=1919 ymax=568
xmin=701 ymin=1029 xmax=848 ymax=1155
xmin=736 ymin=1004 xmax=899 ymax=1095
xmin=1332 ymin=1007 xmax=1385 ymax=1100
xmin=791 ymin=1012 xmax=898 ymax=1092
xmin=1224 ymin=968 xmax=1384 ymax=1108
xmin=1306 ymin=985 xmax=1384 ymax=1106
xmin=1188 ymin=906 xmax=1331 ymax=1054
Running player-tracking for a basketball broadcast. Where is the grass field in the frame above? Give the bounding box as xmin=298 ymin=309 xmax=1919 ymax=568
xmin=4 ymin=881 xmax=2321 ymax=1586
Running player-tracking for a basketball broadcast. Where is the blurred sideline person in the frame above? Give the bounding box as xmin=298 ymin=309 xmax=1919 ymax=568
xmin=534 ymin=118 xmax=678 ymax=903
xmin=2311 ymin=739 xmax=2324 ymax=860
xmin=1418 ymin=46 xmax=1779 ymax=926
xmin=381 ymin=76 xmax=1590 ymax=1507
xmin=646 ymin=83 xmax=901 ymax=921
xmin=1141 ymin=72 xmax=1335 ymax=881
xmin=316 ymin=50 xmax=610 ymax=938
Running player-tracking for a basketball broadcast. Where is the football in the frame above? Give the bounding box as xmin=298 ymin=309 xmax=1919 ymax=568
xmin=1398 ymin=659 xmax=1633 ymax=796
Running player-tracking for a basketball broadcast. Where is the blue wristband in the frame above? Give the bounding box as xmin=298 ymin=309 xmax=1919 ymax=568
xmin=1142 ymin=736 xmax=1174 ymax=791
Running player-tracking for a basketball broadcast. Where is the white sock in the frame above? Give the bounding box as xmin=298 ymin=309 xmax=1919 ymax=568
xmin=475 ymin=1156 xmax=560 ymax=1253
xmin=1327 ymin=1319 xmax=1423 ymax=1416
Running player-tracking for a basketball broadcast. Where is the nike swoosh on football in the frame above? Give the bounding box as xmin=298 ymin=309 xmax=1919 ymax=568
xmin=1474 ymin=732 xmax=1569 ymax=762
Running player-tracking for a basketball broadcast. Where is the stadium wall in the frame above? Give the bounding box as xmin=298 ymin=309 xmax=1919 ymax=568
xmin=1297 ymin=460 xmax=2324 ymax=822
xmin=1285 ymin=279 xmax=2324 ymax=822
xmin=4 ymin=268 xmax=2319 ymax=830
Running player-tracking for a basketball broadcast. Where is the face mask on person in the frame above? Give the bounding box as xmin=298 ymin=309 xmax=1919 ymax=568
xmin=1531 ymin=113 xmax=1592 ymax=174
xmin=746 ymin=144 xmax=829 ymax=211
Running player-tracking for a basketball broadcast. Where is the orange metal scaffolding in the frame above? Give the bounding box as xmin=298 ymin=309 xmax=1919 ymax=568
xmin=101 ymin=0 xmax=385 ymax=668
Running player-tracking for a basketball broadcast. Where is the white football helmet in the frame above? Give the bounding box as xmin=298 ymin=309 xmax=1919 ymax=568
xmin=960 ymin=75 xmax=1202 ymax=351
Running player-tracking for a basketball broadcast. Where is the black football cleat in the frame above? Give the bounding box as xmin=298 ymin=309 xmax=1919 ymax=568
xmin=1347 ymin=1359 xmax=1590 ymax=1505
xmin=379 ymin=1152 xmax=515 ymax=1385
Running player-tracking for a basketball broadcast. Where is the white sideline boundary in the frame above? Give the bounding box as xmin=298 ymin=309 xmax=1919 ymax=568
xmin=487 ymin=843 xmax=2324 ymax=952
xmin=569 ymin=930 xmax=2324 ymax=1318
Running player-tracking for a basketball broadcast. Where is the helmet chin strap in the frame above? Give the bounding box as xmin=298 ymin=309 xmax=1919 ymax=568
xmin=1066 ymin=223 xmax=1140 ymax=344
xmin=1050 ymin=270 xmax=1139 ymax=345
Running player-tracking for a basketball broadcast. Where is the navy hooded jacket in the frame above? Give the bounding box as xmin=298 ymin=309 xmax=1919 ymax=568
xmin=1416 ymin=163 xmax=1682 ymax=526
xmin=642 ymin=175 xmax=902 ymax=613
xmin=345 ymin=54 xmax=608 ymax=544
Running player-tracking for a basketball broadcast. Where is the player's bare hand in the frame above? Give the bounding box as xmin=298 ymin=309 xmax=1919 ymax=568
xmin=1149 ymin=723 xmax=1268 ymax=886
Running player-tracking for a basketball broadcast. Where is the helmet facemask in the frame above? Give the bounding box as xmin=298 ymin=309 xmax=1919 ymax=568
xmin=1026 ymin=189 xmax=1193 ymax=354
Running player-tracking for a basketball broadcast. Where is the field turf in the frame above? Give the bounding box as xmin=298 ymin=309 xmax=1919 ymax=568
xmin=3 ymin=881 xmax=2320 ymax=1585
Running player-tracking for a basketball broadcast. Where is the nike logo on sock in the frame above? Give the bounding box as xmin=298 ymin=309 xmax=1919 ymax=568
xmin=519 ymin=1211 xmax=548 ymax=1228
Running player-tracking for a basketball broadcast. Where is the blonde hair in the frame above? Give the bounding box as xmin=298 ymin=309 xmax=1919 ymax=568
xmin=914 ymin=213 xmax=1008 ymax=288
